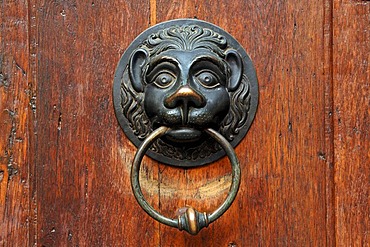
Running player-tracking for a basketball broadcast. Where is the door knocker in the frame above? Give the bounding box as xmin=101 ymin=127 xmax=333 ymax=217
xmin=113 ymin=19 xmax=258 ymax=235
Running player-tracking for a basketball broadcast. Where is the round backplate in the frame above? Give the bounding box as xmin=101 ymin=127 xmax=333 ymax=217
xmin=113 ymin=19 xmax=258 ymax=167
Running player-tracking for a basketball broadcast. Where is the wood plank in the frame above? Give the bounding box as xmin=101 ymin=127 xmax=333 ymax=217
xmin=154 ymin=0 xmax=332 ymax=245
xmin=333 ymin=1 xmax=370 ymax=246
xmin=0 ymin=0 xmax=31 ymax=246
xmin=32 ymin=1 xmax=159 ymax=246
xmin=323 ymin=1 xmax=336 ymax=246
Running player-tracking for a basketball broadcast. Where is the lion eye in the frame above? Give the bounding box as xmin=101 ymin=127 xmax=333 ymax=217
xmin=196 ymin=71 xmax=220 ymax=88
xmin=153 ymin=72 xmax=176 ymax=88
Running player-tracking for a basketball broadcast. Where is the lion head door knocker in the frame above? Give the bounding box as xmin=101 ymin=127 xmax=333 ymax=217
xmin=113 ymin=19 xmax=258 ymax=235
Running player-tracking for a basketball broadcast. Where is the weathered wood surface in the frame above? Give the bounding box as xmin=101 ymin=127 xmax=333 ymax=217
xmin=0 ymin=0 xmax=368 ymax=246
xmin=33 ymin=1 xmax=157 ymax=246
xmin=333 ymin=1 xmax=369 ymax=246
xmin=0 ymin=1 xmax=32 ymax=246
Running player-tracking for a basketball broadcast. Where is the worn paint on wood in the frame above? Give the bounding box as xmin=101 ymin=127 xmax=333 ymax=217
xmin=0 ymin=1 xmax=31 ymax=246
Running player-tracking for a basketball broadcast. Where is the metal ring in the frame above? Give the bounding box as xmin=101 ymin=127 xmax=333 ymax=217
xmin=131 ymin=126 xmax=241 ymax=235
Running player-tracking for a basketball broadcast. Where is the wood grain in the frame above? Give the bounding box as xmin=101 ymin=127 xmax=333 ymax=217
xmin=323 ymin=1 xmax=336 ymax=246
xmin=333 ymin=1 xmax=370 ymax=246
xmin=0 ymin=1 xmax=31 ymax=246
xmin=31 ymin=1 xmax=158 ymax=246
xmin=1 ymin=0 xmax=368 ymax=246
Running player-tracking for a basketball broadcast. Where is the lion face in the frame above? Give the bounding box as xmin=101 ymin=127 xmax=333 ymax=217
xmin=143 ymin=49 xmax=231 ymax=144
xmin=128 ymin=25 xmax=245 ymax=146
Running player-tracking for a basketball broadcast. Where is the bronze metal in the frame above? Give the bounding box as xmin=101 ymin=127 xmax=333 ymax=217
xmin=131 ymin=126 xmax=241 ymax=235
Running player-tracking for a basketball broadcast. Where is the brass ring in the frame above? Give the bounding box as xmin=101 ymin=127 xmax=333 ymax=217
xmin=131 ymin=126 xmax=241 ymax=235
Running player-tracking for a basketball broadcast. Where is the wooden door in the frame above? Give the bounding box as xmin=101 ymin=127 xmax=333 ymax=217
xmin=1 ymin=0 xmax=368 ymax=246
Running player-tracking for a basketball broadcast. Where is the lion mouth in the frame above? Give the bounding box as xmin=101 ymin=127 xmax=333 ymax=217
xmin=164 ymin=126 xmax=203 ymax=143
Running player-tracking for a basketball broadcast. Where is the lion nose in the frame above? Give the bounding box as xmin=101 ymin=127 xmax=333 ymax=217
xmin=164 ymin=85 xmax=206 ymax=109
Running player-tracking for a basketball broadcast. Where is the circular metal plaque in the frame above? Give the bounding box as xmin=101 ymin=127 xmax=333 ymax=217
xmin=113 ymin=19 xmax=258 ymax=167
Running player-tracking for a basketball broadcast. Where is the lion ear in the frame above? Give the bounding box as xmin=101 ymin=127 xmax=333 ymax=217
xmin=129 ymin=48 xmax=149 ymax=92
xmin=225 ymin=50 xmax=243 ymax=91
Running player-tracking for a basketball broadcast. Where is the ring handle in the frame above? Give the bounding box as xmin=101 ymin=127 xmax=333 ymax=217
xmin=131 ymin=126 xmax=241 ymax=235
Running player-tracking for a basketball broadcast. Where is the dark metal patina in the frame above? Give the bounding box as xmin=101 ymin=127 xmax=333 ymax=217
xmin=113 ymin=19 xmax=258 ymax=235
xmin=113 ymin=19 xmax=258 ymax=167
